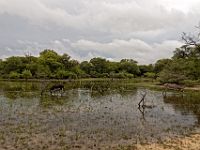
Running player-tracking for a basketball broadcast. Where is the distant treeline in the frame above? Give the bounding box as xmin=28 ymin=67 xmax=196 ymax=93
xmin=1 ymin=36 xmax=200 ymax=85
xmin=0 ymin=49 xmax=153 ymax=80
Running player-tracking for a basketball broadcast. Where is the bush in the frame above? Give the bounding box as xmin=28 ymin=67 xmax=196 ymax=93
xmin=55 ymin=70 xmax=77 ymax=79
xmin=78 ymin=73 xmax=91 ymax=78
xmin=21 ymin=70 xmax=32 ymax=79
xmin=124 ymin=73 xmax=134 ymax=78
xmin=158 ymin=59 xmax=188 ymax=84
xmin=182 ymin=80 xmax=199 ymax=87
xmin=67 ymin=72 xmax=78 ymax=79
xmin=144 ymin=72 xmax=156 ymax=79
xmin=9 ymin=72 xmax=21 ymax=79
xmin=99 ymin=73 xmax=110 ymax=78
xmin=90 ymin=71 xmax=99 ymax=78
xmin=110 ymin=72 xmax=126 ymax=79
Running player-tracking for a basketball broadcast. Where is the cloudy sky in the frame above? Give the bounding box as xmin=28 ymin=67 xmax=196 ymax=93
xmin=0 ymin=0 xmax=199 ymax=64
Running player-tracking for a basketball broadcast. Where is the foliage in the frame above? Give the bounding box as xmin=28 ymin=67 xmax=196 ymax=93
xmin=144 ymin=72 xmax=156 ymax=79
xmin=1 ymin=34 xmax=200 ymax=85
xmin=139 ymin=64 xmax=154 ymax=75
xmin=90 ymin=57 xmax=108 ymax=74
xmin=80 ymin=61 xmax=93 ymax=74
xmin=154 ymin=59 xmax=172 ymax=74
xmin=119 ymin=59 xmax=140 ymax=75
xmin=21 ymin=70 xmax=32 ymax=79
xmin=158 ymin=59 xmax=188 ymax=84
xmin=56 ymin=70 xmax=77 ymax=79
xmin=156 ymin=26 xmax=200 ymax=85
xmin=9 ymin=72 xmax=21 ymax=79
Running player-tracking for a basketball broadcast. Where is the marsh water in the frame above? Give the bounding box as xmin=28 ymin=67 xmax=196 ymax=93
xmin=0 ymin=80 xmax=200 ymax=149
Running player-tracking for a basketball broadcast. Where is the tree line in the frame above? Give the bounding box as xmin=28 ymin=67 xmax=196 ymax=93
xmin=1 ymin=29 xmax=200 ymax=84
xmin=0 ymin=49 xmax=148 ymax=80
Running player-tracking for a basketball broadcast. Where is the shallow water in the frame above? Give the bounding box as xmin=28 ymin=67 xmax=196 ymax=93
xmin=0 ymin=81 xmax=199 ymax=149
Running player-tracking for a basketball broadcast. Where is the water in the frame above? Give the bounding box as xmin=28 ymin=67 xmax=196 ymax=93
xmin=0 ymin=80 xmax=199 ymax=149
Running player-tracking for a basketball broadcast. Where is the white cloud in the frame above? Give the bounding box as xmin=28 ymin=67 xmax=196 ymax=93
xmin=0 ymin=38 xmax=182 ymax=64
xmin=71 ymin=39 xmax=183 ymax=64
xmin=0 ymin=0 xmax=199 ymax=63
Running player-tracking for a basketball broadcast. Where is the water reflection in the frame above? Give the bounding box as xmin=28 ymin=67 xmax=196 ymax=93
xmin=163 ymin=92 xmax=200 ymax=125
xmin=0 ymin=81 xmax=199 ymax=149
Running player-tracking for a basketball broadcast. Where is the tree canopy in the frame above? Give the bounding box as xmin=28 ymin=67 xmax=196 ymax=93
xmin=1 ymin=26 xmax=200 ymax=84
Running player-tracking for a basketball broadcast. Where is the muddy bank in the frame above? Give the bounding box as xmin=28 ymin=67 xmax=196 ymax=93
xmin=136 ymin=132 xmax=200 ymax=150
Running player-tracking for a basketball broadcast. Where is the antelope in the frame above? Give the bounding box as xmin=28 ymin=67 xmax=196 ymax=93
xmin=162 ymin=83 xmax=184 ymax=98
xmin=164 ymin=83 xmax=184 ymax=91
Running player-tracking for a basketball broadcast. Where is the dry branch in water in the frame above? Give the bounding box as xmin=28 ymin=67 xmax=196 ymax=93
xmin=138 ymin=90 xmax=147 ymax=108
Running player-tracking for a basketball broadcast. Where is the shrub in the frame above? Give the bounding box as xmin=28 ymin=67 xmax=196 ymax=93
xmin=9 ymin=72 xmax=21 ymax=79
xmin=182 ymin=80 xmax=199 ymax=87
xmin=144 ymin=72 xmax=156 ymax=79
xmin=55 ymin=70 xmax=77 ymax=79
xmin=21 ymin=70 xmax=32 ymax=79
xmin=110 ymin=72 xmax=126 ymax=79
xmin=124 ymin=73 xmax=134 ymax=78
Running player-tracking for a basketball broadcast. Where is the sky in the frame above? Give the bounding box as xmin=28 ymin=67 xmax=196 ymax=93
xmin=0 ymin=0 xmax=200 ymax=64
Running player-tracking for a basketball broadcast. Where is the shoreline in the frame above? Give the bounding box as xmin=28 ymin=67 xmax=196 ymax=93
xmin=136 ymin=132 xmax=200 ymax=150
xmin=1 ymin=78 xmax=200 ymax=91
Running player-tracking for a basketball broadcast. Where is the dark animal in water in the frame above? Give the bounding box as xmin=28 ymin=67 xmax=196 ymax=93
xmin=50 ymin=84 xmax=64 ymax=94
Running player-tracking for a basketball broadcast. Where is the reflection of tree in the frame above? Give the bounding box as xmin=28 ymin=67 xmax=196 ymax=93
xmin=163 ymin=93 xmax=200 ymax=124
xmin=0 ymin=80 xmax=140 ymax=104
xmin=138 ymin=106 xmax=146 ymax=122
xmin=4 ymin=92 xmax=18 ymax=100
xmin=4 ymin=91 xmax=37 ymax=99
xmin=0 ymin=81 xmax=39 ymax=92
xmin=39 ymin=96 xmax=66 ymax=108
xmin=82 ymin=81 xmax=137 ymax=98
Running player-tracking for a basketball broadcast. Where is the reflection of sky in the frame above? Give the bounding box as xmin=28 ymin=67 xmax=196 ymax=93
xmin=0 ymin=87 xmax=198 ymax=148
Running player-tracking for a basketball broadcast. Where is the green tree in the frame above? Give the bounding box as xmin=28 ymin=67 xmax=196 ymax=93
xmin=139 ymin=64 xmax=154 ymax=75
xmin=90 ymin=57 xmax=108 ymax=74
xmin=80 ymin=61 xmax=93 ymax=74
xmin=21 ymin=70 xmax=32 ymax=80
xmin=9 ymin=72 xmax=21 ymax=79
xmin=59 ymin=53 xmax=71 ymax=70
xmin=158 ymin=59 xmax=188 ymax=84
xmin=119 ymin=59 xmax=140 ymax=75
xmin=35 ymin=65 xmax=51 ymax=79
xmin=4 ymin=56 xmax=24 ymax=74
xmin=154 ymin=59 xmax=172 ymax=74
xmin=39 ymin=49 xmax=63 ymax=73
xmin=144 ymin=72 xmax=156 ymax=79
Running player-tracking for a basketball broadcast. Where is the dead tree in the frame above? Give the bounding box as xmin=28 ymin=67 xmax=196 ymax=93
xmin=138 ymin=91 xmax=147 ymax=108
xmin=138 ymin=106 xmax=146 ymax=121
xmin=181 ymin=24 xmax=200 ymax=50
xmin=182 ymin=32 xmax=199 ymax=47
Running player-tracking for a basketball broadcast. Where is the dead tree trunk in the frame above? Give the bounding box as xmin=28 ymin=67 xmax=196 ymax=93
xmin=138 ymin=91 xmax=147 ymax=108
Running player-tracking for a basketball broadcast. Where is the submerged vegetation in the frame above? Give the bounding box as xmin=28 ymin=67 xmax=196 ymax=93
xmin=0 ymin=80 xmax=200 ymax=149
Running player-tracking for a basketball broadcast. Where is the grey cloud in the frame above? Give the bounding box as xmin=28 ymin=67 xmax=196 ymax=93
xmin=71 ymin=39 xmax=183 ymax=64
xmin=0 ymin=38 xmax=182 ymax=64
xmin=0 ymin=0 xmax=199 ymax=63
xmin=0 ymin=0 xmax=199 ymax=32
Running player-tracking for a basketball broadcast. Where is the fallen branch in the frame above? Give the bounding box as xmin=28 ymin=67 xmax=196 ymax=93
xmin=138 ymin=91 xmax=147 ymax=107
